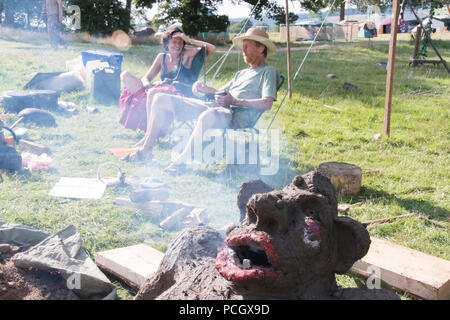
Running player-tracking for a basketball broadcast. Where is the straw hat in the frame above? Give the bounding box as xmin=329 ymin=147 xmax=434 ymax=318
xmin=232 ymin=28 xmax=277 ymax=57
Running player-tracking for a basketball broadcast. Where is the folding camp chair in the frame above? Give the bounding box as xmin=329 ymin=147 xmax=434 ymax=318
xmin=221 ymin=73 xmax=285 ymax=167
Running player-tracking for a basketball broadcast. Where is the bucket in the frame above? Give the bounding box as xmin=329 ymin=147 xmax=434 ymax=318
xmin=86 ymin=60 xmax=110 ymax=89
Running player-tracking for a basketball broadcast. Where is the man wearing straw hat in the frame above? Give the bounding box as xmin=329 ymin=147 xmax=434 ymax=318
xmin=125 ymin=28 xmax=279 ymax=174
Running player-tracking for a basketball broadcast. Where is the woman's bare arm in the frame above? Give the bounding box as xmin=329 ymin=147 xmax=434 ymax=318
xmin=141 ymin=53 xmax=164 ymax=88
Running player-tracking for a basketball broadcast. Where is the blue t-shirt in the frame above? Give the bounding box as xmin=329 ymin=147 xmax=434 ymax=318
xmin=220 ymin=64 xmax=278 ymax=128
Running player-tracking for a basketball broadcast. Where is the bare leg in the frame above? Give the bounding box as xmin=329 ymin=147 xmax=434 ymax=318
xmin=138 ymin=93 xmax=177 ymax=156
xmin=134 ymin=87 xmax=164 ymax=147
xmin=170 ymin=108 xmax=230 ymax=166
xmin=120 ymin=71 xmax=144 ymax=95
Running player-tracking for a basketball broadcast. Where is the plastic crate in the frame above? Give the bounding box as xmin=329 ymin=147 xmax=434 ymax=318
xmin=81 ymin=50 xmax=123 ymax=71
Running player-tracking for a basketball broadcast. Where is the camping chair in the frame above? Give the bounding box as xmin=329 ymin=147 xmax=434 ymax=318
xmin=170 ymin=46 xmax=207 ymax=131
xmin=220 ymin=73 xmax=285 ymax=168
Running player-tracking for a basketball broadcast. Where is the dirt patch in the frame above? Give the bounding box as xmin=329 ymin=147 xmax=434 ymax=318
xmin=0 ymin=244 xmax=79 ymax=300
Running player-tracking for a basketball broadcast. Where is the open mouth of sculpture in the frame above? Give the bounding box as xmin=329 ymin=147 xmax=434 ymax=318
xmin=215 ymin=232 xmax=282 ymax=281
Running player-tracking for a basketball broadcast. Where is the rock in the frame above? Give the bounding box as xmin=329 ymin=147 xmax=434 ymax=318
xmin=58 ymin=101 xmax=78 ymax=114
xmin=343 ymin=82 xmax=358 ymax=90
xmin=338 ymin=204 xmax=351 ymax=213
xmin=237 ymin=179 xmax=274 ymax=222
xmin=16 ymin=108 xmax=57 ymax=127
xmin=0 ymin=244 xmax=11 ymax=253
xmin=326 ymin=74 xmax=337 ymax=79
xmin=86 ymin=106 xmax=98 ymax=113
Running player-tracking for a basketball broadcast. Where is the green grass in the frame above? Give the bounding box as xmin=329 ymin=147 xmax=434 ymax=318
xmin=0 ymin=28 xmax=449 ymax=300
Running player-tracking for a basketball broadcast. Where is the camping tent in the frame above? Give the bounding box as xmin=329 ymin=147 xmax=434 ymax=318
xmin=378 ymin=17 xmax=392 ymax=34
xmin=280 ymin=20 xmax=360 ymax=42
xmin=358 ymin=22 xmax=377 ymax=38
xmin=337 ymin=20 xmax=360 ymax=41
xmin=280 ymin=21 xmax=335 ymax=41
xmin=378 ymin=17 xmax=408 ymax=34
xmin=412 ymin=17 xmax=447 ymax=33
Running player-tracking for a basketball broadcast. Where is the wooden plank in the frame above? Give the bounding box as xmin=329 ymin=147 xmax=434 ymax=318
xmin=350 ymin=237 xmax=450 ymax=300
xmin=95 ymin=244 xmax=164 ymax=289
xmin=18 ymin=139 xmax=51 ymax=155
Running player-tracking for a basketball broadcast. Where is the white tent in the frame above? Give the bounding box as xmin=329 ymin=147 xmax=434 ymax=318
xmin=412 ymin=17 xmax=446 ymax=33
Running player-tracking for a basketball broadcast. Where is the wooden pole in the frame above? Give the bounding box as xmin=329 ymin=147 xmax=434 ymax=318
xmin=285 ymin=0 xmax=292 ymax=98
xmin=413 ymin=26 xmax=422 ymax=59
xmin=383 ymin=0 xmax=401 ymax=137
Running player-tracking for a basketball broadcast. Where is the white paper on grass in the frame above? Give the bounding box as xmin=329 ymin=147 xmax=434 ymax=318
xmin=49 ymin=177 xmax=106 ymax=200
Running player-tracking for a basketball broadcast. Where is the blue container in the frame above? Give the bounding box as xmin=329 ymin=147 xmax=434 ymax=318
xmin=81 ymin=50 xmax=123 ymax=71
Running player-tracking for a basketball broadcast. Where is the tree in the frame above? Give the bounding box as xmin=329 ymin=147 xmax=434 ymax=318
xmin=67 ymin=0 xmax=130 ymax=35
xmin=134 ymin=0 xmax=299 ymax=35
xmin=0 ymin=0 xmax=3 ymax=24
xmin=135 ymin=0 xmax=230 ymax=36
xmin=125 ymin=0 xmax=132 ymax=29
xmin=229 ymin=18 xmax=253 ymax=33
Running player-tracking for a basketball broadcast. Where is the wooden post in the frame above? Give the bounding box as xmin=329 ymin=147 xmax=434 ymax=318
xmin=285 ymin=0 xmax=292 ymax=98
xmin=383 ymin=0 xmax=401 ymax=137
xmin=413 ymin=26 xmax=422 ymax=59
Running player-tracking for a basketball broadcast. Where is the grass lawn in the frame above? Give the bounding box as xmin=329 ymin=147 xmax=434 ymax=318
xmin=0 ymin=28 xmax=449 ymax=300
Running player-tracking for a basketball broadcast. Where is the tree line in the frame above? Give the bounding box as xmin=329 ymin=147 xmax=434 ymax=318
xmin=0 ymin=0 xmax=441 ymax=36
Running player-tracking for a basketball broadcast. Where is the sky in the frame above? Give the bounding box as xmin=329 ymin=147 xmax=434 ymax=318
xmin=217 ymin=0 xmax=308 ymax=19
xmin=142 ymin=0 xmax=309 ymax=21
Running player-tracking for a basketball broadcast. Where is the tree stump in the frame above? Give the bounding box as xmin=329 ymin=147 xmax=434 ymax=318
xmin=317 ymin=162 xmax=362 ymax=197
xmin=1 ymin=91 xmax=34 ymax=113
xmin=1 ymin=90 xmax=59 ymax=114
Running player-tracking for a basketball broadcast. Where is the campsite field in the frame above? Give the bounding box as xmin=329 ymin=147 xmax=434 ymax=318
xmin=0 ymin=28 xmax=449 ymax=299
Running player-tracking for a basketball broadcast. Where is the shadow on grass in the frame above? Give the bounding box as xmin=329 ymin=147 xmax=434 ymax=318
xmin=342 ymin=185 xmax=449 ymax=222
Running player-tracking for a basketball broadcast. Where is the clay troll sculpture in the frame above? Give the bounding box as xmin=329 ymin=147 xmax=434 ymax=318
xmin=135 ymin=171 xmax=399 ymax=300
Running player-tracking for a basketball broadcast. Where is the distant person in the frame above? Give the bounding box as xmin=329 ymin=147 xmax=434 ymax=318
xmin=42 ymin=0 xmax=68 ymax=50
xmin=119 ymin=25 xmax=216 ymax=134
xmin=122 ymin=28 xmax=279 ymax=176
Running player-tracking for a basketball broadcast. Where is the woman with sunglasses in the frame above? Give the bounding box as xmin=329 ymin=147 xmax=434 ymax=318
xmin=119 ymin=25 xmax=216 ymax=133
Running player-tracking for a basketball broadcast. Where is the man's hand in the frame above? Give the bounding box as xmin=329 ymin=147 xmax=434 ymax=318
xmin=192 ymin=81 xmax=211 ymax=97
xmin=215 ymin=90 xmax=234 ymax=107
